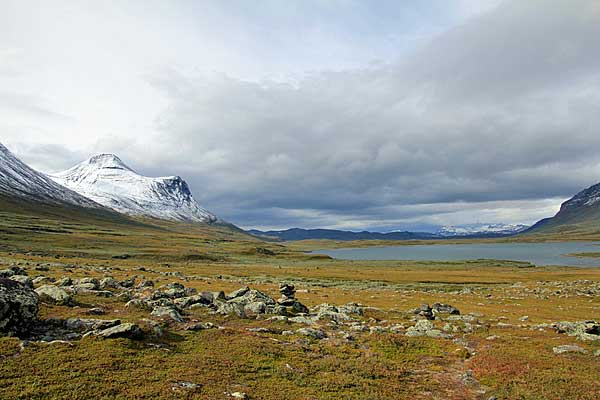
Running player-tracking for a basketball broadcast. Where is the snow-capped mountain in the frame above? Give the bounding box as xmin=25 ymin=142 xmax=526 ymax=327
xmin=438 ymin=223 xmax=529 ymax=237
xmin=50 ymin=154 xmax=218 ymax=223
xmin=0 ymin=142 xmax=101 ymax=208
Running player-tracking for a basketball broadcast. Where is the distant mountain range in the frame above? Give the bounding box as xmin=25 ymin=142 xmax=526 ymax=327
xmin=4 ymin=141 xmax=600 ymax=241
xmin=247 ymin=224 xmax=529 ymax=242
xmin=438 ymin=223 xmax=529 ymax=237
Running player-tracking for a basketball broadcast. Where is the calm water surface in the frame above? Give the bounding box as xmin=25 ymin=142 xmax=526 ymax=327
xmin=313 ymin=242 xmax=600 ymax=267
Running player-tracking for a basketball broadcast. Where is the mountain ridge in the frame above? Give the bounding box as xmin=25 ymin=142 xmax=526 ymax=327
xmin=50 ymin=154 xmax=219 ymax=224
xmin=246 ymin=226 xmax=526 ymax=241
xmin=526 ymin=181 xmax=600 ymax=235
xmin=0 ymin=142 xmax=102 ymax=208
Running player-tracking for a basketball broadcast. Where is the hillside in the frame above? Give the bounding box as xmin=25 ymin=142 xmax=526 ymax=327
xmin=526 ymin=182 xmax=600 ymax=238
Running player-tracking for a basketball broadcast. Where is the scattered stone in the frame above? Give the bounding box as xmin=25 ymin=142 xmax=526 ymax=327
xmin=227 ymin=392 xmax=249 ymax=399
xmin=56 ymin=277 xmax=73 ymax=287
xmin=74 ymin=277 xmax=100 ymax=290
xmin=183 ymin=322 xmax=215 ymax=331
xmin=296 ymin=327 xmax=327 ymax=340
xmin=172 ymin=381 xmax=201 ymax=391
xmin=119 ymin=278 xmax=135 ymax=288
xmin=9 ymin=275 xmax=33 ymax=287
xmin=65 ymin=318 xmax=121 ymax=332
xmin=151 ymin=306 xmax=184 ymax=323
xmin=553 ymin=321 xmax=600 ymax=341
xmin=99 ymin=277 xmax=121 ymax=290
xmin=279 ymin=283 xmax=296 ymax=299
xmin=553 ymin=345 xmax=587 ymax=355
xmin=431 ymin=303 xmax=460 ymax=316
xmin=406 ymin=319 xmax=452 ymax=339
xmin=96 ymin=323 xmax=142 ymax=339
xmin=32 ymin=276 xmax=54 ymax=285
xmin=35 ymin=285 xmax=72 ymax=306
xmin=227 ymin=286 xmax=250 ymax=299
xmin=0 ymin=266 xmax=27 ymax=278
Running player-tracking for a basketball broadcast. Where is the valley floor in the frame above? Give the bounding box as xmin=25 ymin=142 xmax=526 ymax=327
xmin=0 ymin=216 xmax=599 ymax=399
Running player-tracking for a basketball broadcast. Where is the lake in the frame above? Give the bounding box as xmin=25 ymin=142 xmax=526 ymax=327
xmin=312 ymin=241 xmax=600 ymax=267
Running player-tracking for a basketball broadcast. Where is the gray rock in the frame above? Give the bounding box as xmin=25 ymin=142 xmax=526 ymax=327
xmin=86 ymin=307 xmax=105 ymax=315
xmin=125 ymin=299 xmax=149 ymax=310
xmin=228 ymin=392 xmax=249 ymax=400
xmin=96 ymin=323 xmax=142 ymax=339
xmin=183 ymin=322 xmax=215 ymax=331
xmin=553 ymin=321 xmax=600 ymax=341
xmin=279 ymin=283 xmax=296 ymax=298
xmin=99 ymin=277 xmax=121 ymax=290
xmin=227 ymin=286 xmax=250 ymax=299
xmin=0 ymin=266 xmax=27 ymax=277
xmin=405 ymin=319 xmax=451 ymax=338
xmin=65 ymin=318 xmax=121 ymax=332
xmin=9 ymin=275 xmax=33 ymax=288
xmin=0 ymin=278 xmax=39 ymax=334
xmin=75 ymin=277 xmax=100 ymax=290
xmin=151 ymin=306 xmax=184 ymax=323
xmin=314 ymin=303 xmax=356 ymax=323
xmin=553 ymin=344 xmax=588 ymax=354
xmin=173 ymin=294 xmax=213 ymax=309
xmin=244 ymin=301 xmax=267 ymax=315
xmin=431 ymin=303 xmax=460 ymax=316
xmin=288 ymin=316 xmax=317 ymax=325
xmin=296 ymin=327 xmax=327 ymax=339
xmin=35 ymin=285 xmax=72 ymax=306
xmin=172 ymin=381 xmax=201 ymax=391
xmin=215 ymin=302 xmax=246 ymax=318
xmin=72 ymin=283 xmax=99 ymax=291
xmin=119 ymin=278 xmax=135 ymax=288
xmin=32 ymin=276 xmax=54 ymax=285
xmin=56 ymin=277 xmax=73 ymax=287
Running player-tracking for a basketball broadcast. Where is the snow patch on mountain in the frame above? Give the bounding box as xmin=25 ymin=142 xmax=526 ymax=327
xmin=438 ymin=223 xmax=529 ymax=237
xmin=49 ymin=154 xmax=218 ymax=223
xmin=0 ymin=142 xmax=101 ymax=207
xmin=560 ymin=182 xmax=600 ymax=210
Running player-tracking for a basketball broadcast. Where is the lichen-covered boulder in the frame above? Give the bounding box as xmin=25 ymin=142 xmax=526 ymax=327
xmin=0 ymin=278 xmax=39 ymax=335
xmin=35 ymin=285 xmax=72 ymax=306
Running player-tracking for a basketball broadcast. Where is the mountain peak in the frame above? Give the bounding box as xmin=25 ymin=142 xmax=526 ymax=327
xmin=50 ymin=156 xmax=218 ymax=224
xmin=87 ymin=154 xmax=132 ymax=171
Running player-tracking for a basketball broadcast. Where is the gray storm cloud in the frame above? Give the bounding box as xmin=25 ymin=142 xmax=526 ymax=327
xmin=136 ymin=0 xmax=600 ymax=229
xmin=3 ymin=0 xmax=599 ymax=230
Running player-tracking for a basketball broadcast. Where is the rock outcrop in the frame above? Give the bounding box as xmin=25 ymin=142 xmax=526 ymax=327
xmin=0 ymin=278 xmax=39 ymax=335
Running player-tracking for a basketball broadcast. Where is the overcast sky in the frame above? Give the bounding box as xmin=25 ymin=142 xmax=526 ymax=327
xmin=2 ymin=0 xmax=600 ymax=231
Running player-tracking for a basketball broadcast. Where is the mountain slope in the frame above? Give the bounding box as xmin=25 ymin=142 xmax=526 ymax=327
xmin=526 ymin=182 xmax=600 ymax=236
xmin=50 ymin=154 xmax=218 ymax=223
xmin=0 ymin=142 xmax=101 ymax=208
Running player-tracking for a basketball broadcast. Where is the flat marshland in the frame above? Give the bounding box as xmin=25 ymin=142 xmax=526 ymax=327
xmin=0 ymin=210 xmax=599 ymax=399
